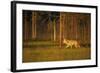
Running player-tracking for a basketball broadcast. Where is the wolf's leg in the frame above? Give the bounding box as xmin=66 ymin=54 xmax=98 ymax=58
xmin=69 ymin=44 xmax=72 ymax=48
xmin=78 ymin=44 xmax=80 ymax=48
xmin=66 ymin=45 xmax=69 ymax=48
xmin=74 ymin=44 xmax=77 ymax=48
xmin=75 ymin=44 xmax=80 ymax=48
xmin=75 ymin=43 xmax=79 ymax=48
xmin=71 ymin=45 xmax=73 ymax=48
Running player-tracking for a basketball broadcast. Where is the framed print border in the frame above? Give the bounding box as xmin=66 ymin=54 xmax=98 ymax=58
xmin=11 ymin=1 xmax=98 ymax=72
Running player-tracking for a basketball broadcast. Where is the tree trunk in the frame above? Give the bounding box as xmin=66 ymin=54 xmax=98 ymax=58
xmin=53 ymin=19 xmax=56 ymax=41
xmin=32 ymin=12 xmax=37 ymax=39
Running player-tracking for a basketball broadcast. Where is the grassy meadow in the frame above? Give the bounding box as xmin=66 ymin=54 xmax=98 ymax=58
xmin=23 ymin=41 xmax=91 ymax=63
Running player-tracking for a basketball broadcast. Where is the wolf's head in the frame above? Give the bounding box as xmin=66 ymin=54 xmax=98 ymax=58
xmin=63 ymin=39 xmax=69 ymax=44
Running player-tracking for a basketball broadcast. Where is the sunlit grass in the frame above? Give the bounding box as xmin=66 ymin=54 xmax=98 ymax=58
xmin=23 ymin=43 xmax=91 ymax=63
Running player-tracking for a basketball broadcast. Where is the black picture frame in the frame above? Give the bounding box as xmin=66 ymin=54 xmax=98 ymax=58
xmin=11 ymin=1 xmax=98 ymax=72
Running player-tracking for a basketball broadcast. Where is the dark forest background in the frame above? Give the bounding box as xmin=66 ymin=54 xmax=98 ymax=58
xmin=23 ymin=10 xmax=91 ymax=47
